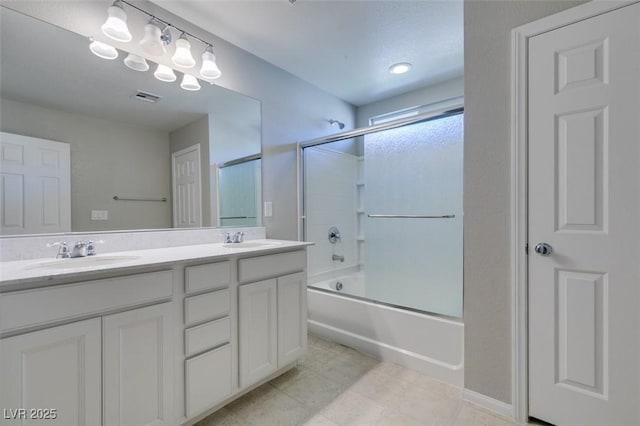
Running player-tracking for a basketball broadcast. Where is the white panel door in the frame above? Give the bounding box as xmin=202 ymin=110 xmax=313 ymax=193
xmin=528 ymin=3 xmax=640 ymax=425
xmin=277 ymin=272 xmax=307 ymax=366
xmin=172 ymin=145 xmax=202 ymax=228
xmin=103 ymin=303 xmax=174 ymax=426
xmin=239 ymin=279 xmax=277 ymax=388
xmin=0 ymin=319 xmax=101 ymax=426
xmin=0 ymin=132 xmax=70 ymax=235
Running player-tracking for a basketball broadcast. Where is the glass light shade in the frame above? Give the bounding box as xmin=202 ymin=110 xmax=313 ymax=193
xmin=154 ymin=64 xmax=176 ymax=82
xmin=124 ymin=53 xmax=149 ymax=72
xmin=101 ymin=2 xmax=132 ymax=42
xmin=139 ymin=22 xmax=166 ymax=56
xmin=89 ymin=40 xmax=118 ymax=60
xmin=172 ymin=36 xmax=196 ymax=68
xmin=180 ymin=74 xmax=201 ymax=91
xmin=200 ymin=47 xmax=221 ymax=80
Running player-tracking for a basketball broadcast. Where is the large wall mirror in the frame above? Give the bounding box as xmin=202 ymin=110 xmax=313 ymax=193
xmin=0 ymin=6 xmax=262 ymax=236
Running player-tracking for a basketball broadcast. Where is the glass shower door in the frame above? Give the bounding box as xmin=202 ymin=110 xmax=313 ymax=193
xmin=364 ymin=113 xmax=463 ymax=317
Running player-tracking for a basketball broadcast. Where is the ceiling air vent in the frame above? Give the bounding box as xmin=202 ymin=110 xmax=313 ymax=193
xmin=132 ymin=90 xmax=161 ymax=103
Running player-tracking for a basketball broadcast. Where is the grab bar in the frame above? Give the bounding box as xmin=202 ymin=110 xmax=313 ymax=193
xmin=220 ymin=216 xmax=257 ymax=219
xmin=113 ymin=196 xmax=167 ymax=202
xmin=367 ymin=214 xmax=455 ymax=219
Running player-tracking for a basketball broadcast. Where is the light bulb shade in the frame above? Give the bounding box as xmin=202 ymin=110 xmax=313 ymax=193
xmin=180 ymin=74 xmax=201 ymax=91
xmin=200 ymin=47 xmax=221 ymax=80
xmin=154 ymin=64 xmax=177 ymax=82
xmin=101 ymin=2 xmax=132 ymax=42
xmin=139 ymin=22 xmax=166 ymax=56
xmin=124 ymin=53 xmax=149 ymax=72
xmin=172 ymin=36 xmax=196 ymax=68
xmin=89 ymin=40 xmax=118 ymax=60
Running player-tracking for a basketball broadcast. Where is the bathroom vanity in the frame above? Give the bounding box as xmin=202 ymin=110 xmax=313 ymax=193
xmin=0 ymin=240 xmax=311 ymax=426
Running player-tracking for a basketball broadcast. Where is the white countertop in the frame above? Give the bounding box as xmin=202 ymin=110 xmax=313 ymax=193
xmin=0 ymin=239 xmax=312 ymax=290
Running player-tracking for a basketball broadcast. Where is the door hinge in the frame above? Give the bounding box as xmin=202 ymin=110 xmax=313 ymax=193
xmin=525 ymin=243 xmax=529 ymax=255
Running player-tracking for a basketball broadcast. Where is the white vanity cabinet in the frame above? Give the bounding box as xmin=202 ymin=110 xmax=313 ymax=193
xmin=183 ymin=261 xmax=234 ymax=418
xmin=103 ymin=302 xmax=174 ymax=426
xmin=0 ymin=318 xmax=102 ymax=426
xmin=238 ymin=251 xmax=308 ymax=388
xmin=0 ymin=242 xmax=310 ymax=426
xmin=0 ymin=270 xmax=173 ymax=426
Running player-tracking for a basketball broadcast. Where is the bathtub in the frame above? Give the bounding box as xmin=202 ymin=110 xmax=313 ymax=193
xmin=307 ymin=271 xmax=464 ymax=387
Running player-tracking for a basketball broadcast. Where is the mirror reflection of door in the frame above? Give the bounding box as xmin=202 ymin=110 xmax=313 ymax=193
xmin=0 ymin=132 xmax=71 ymax=235
xmin=172 ymin=145 xmax=202 ymax=228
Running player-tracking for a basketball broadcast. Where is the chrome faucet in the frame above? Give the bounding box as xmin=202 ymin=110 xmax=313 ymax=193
xmin=332 ymin=254 xmax=345 ymax=262
xmin=48 ymin=241 xmax=70 ymax=259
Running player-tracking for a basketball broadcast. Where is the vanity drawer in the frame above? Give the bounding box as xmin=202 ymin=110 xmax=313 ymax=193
xmin=184 ymin=317 xmax=231 ymax=357
xmin=185 ymin=344 xmax=232 ymax=417
xmin=184 ymin=288 xmax=230 ymax=326
xmin=185 ymin=261 xmax=230 ymax=295
xmin=0 ymin=270 xmax=173 ymax=333
xmin=238 ymin=250 xmax=306 ymax=283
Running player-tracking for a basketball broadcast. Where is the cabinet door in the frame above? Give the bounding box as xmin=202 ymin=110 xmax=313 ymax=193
xmin=0 ymin=318 xmax=101 ymax=426
xmin=185 ymin=344 xmax=232 ymax=417
xmin=277 ymin=272 xmax=307 ymax=366
xmin=239 ymin=279 xmax=277 ymax=388
xmin=103 ymin=303 xmax=174 ymax=426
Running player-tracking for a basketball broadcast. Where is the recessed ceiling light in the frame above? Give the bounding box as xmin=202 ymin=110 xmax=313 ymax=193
xmin=389 ymin=62 xmax=412 ymax=75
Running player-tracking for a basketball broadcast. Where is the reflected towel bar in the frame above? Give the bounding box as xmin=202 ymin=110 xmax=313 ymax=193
xmin=113 ymin=196 xmax=167 ymax=202
xmin=367 ymin=214 xmax=455 ymax=219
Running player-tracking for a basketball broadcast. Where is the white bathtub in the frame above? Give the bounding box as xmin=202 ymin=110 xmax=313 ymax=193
xmin=307 ymin=271 xmax=464 ymax=387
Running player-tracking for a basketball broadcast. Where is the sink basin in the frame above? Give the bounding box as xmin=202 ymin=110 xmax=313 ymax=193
xmin=222 ymin=241 xmax=282 ymax=249
xmin=28 ymin=255 xmax=141 ymax=270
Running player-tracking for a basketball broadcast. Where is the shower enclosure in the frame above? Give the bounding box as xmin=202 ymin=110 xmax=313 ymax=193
xmin=302 ymin=107 xmax=463 ymax=318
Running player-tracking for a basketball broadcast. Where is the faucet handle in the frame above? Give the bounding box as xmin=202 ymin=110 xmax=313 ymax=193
xmin=47 ymin=241 xmax=70 ymax=259
xmin=232 ymin=232 xmax=245 ymax=243
xmin=85 ymin=240 xmax=104 ymax=256
xmin=224 ymin=232 xmax=233 ymax=244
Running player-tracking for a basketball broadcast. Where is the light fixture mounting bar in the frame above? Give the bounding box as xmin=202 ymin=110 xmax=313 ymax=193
xmin=119 ymin=0 xmax=213 ymax=48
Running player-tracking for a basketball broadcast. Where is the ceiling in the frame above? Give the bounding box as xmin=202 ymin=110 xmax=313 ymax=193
xmin=152 ymin=0 xmax=464 ymax=106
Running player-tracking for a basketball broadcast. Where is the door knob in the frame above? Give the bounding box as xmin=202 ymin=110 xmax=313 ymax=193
xmin=534 ymin=242 xmax=553 ymax=256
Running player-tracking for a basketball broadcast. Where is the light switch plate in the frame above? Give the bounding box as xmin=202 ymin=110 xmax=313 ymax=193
xmin=91 ymin=210 xmax=109 ymax=221
xmin=264 ymin=202 xmax=273 ymax=217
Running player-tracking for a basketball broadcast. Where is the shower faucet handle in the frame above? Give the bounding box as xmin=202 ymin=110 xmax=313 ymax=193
xmin=328 ymin=226 xmax=341 ymax=244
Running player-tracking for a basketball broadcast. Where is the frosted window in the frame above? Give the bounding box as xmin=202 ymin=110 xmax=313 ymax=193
xmin=364 ymin=114 xmax=463 ymax=317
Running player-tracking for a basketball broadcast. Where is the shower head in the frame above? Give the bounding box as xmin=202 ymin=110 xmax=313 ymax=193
xmin=329 ymin=119 xmax=345 ymax=130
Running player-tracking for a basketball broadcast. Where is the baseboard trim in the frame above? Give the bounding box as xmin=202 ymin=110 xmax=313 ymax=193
xmin=462 ymin=388 xmax=514 ymax=419
xmin=308 ymin=319 xmax=464 ymax=387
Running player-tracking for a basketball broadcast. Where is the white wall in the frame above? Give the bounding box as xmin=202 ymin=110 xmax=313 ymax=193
xmin=463 ymin=0 xmax=587 ymax=404
xmin=0 ymin=98 xmax=172 ymax=232
xmin=2 ymin=0 xmax=356 ymax=241
xmin=304 ymin=147 xmax=359 ymax=278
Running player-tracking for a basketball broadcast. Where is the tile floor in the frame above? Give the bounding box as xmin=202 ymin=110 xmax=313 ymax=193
xmin=196 ymin=333 xmax=524 ymax=426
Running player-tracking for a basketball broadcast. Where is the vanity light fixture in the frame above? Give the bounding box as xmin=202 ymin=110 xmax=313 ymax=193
xmin=200 ymin=45 xmax=222 ymax=80
xmin=124 ymin=53 xmax=149 ymax=72
xmin=154 ymin=64 xmax=177 ymax=82
xmin=89 ymin=39 xmax=119 ymax=60
xmin=139 ymin=19 xmax=166 ymax=56
xmin=389 ymin=62 xmax=412 ymax=74
xmin=180 ymin=74 xmax=201 ymax=91
xmin=91 ymin=0 xmax=223 ymax=90
xmin=172 ymin=33 xmax=196 ymax=68
xmin=101 ymin=0 xmax=132 ymax=42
